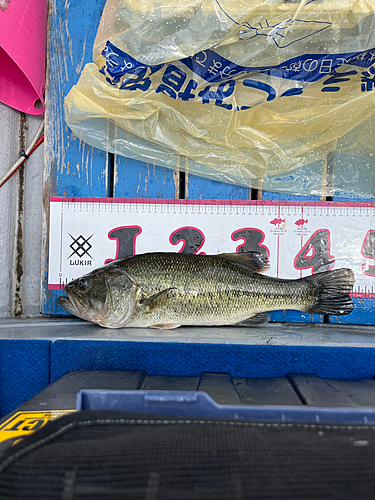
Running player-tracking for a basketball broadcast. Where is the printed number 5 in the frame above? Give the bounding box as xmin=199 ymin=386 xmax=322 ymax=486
xmin=361 ymin=230 xmax=375 ymax=277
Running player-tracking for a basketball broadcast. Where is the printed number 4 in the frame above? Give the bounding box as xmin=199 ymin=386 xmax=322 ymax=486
xmin=294 ymin=229 xmax=334 ymax=273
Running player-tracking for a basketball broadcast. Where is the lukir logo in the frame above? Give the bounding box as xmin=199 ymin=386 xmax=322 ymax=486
xmin=68 ymin=233 xmax=94 ymax=266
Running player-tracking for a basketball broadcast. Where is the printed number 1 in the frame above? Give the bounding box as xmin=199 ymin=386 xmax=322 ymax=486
xmin=105 ymin=226 xmax=142 ymax=264
xmin=294 ymin=229 xmax=334 ymax=273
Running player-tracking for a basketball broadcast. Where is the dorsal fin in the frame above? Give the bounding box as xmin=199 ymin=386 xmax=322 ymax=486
xmin=219 ymin=251 xmax=269 ymax=273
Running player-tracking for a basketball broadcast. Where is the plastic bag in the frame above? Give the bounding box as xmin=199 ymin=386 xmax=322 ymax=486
xmin=64 ymin=0 xmax=375 ymax=197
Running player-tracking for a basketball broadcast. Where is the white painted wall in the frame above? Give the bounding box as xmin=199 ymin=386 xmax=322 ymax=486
xmin=0 ymin=102 xmax=44 ymax=317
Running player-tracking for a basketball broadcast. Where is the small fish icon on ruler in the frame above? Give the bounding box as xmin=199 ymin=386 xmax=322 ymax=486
xmin=270 ymin=218 xmax=285 ymax=227
xmin=295 ymin=218 xmax=308 ymax=227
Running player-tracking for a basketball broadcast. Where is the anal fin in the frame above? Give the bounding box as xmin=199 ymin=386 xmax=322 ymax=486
xmin=235 ymin=312 xmax=270 ymax=327
xmin=148 ymin=323 xmax=181 ymax=330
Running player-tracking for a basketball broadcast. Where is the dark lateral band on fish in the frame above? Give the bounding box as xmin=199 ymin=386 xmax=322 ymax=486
xmin=56 ymin=251 xmax=355 ymax=329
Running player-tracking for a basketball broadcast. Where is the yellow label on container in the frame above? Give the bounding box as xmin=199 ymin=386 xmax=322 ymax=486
xmin=0 ymin=411 xmax=75 ymax=445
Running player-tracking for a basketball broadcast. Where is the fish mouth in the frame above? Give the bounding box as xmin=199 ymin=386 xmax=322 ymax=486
xmin=57 ymin=293 xmax=90 ymax=319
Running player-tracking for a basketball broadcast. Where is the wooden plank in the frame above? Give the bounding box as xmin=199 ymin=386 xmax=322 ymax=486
xmin=330 ymin=299 xmax=375 ymax=326
xmin=0 ymin=104 xmax=20 ymax=317
xmin=140 ymin=375 xmax=200 ymax=391
xmin=260 ymin=160 xmax=325 ymax=202
xmin=114 ymin=156 xmax=177 ymax=199
xmin=186 ymin=171 xmax=250 ymax=200
xmin=287 ymin=374 xmax=358 ymax=407
xmin=326 ymin=378 xmax=375 ymax=407
xmin=8 ymin=113 xmax=25 ymax=319
xmin=41 ymin=0 xmax=111 ymax=314
xmin=0 ymin=106 xmax=43 ymax=318
xmin=22 ymin=116 xmax=45 ymax=317
xmin=234 ymin=377 xmax=302 ymax=406
xmin=197 ymin=372 xmax=241 ymax=405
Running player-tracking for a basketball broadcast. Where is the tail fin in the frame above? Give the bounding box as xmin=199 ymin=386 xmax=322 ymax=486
xmin=304 ymin=268 xmax=355 ymax=316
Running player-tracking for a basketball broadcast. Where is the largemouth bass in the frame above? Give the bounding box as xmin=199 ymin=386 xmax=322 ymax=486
xmin=57 ymin=252 xmax=355 ymax=329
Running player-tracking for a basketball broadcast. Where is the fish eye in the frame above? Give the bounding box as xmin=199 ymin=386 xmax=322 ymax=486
xmin=77 ymin=278 xmax=88 ymax=290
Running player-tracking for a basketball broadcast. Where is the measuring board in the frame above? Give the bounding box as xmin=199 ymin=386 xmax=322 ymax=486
xmin=48 ymin=197 xmax=375 ymax=300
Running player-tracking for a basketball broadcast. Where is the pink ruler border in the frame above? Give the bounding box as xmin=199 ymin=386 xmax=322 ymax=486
xmin=50 ymin=197 xmax=375 ymax=208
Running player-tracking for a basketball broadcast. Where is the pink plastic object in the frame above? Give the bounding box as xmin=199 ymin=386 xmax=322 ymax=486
xmin=0 ymin=0 xmax=48 ymax=115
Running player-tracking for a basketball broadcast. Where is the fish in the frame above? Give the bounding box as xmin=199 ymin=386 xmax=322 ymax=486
xmin=295 ymin=218 xmax=308 ymax=227
xmin=56 ymin=252 xmax=355 ymax=329
xmin=270 ymin=218 xmax=285 ymax=226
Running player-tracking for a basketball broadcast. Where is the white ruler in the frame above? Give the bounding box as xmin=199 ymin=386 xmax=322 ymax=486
xmin=48 ymin=197 xmax=375 ymax=298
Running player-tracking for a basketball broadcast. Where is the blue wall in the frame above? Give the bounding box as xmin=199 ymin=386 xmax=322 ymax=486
xmin=2 ymin=338 xmax=375 ymax=418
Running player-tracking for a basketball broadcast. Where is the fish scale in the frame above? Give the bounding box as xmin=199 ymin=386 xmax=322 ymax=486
xmin=113 ymin=253 xmax=329 ymax=327
xmin=57 ymin=252 xmax=355 ymax=329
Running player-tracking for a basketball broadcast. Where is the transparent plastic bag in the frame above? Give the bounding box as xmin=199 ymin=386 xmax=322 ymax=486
xmin=64 ymin=0 xmax=375 ymax=196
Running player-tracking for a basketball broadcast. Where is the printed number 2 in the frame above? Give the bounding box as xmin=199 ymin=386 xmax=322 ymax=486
xmin=105 ymin=226 xmax=142 ymax=264
xmin=294 ymin=229 xmax=334 ymax=273
xmin=170 ymin=227 xmax=205 ymax=254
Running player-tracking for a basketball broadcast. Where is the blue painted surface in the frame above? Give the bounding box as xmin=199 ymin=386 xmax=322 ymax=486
xmin=0 ymin=340 xmax=51 ymax=418
xmin=51 ymin=340 xmax=375 ymax=382
xmin=43 ymin=0 xmax=110 ymax=314
xmin=45 ymin=0 xmax=109 ymax=198
xmin=269 ymin=310 xmax=323 ymax=324
xmin=329 ymin=298 xmax=375 ymax=325
xmin=114 ymin=154 xmax=176 ymax=199
xmin=187 ymin=173 xmax=250 ymax=200
xmin=261 ymin=160 xmax=324 ymax=199
xmin=332 ymin=193 xmax=375 ymax=203
xmin=261 ymin=192 xmax=321 ymax=201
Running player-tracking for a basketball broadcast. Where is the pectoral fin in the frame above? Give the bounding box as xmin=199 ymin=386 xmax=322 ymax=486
xmin=140 ymin=288 xmax=177 ymax=313
xmin=235 ymin=312 xmax=271 ymax=326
